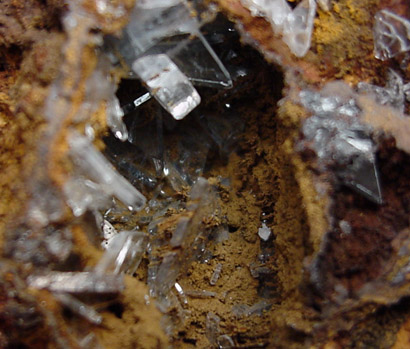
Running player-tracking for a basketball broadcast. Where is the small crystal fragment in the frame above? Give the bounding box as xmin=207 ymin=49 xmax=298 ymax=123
xmin=185 ymin=290 xmax=217 ymax=298
xmin=170 ymin=31 xmax=233 ymax=88
xmin=205 ymin=312 xmax=220 ymax=347
xmin=106 ymin=96 xmax=128 ymax=141
xmin=241 ymin=0 xmax=291 ymax=32
xmin=28 ymin=272 xmax=124 ymax=293
xmin=68 ymin=131 xmax=146 ymax=211
xmin=241 ymin=0 xmax=316 ymax=56
xmin=64 ymin=177 xmax=111 ymax=217
xmin=121 ymin=92 xmax=152 ymax=115
xmin=132 ymin=54 xmax=201 ymax=120
xmin=210 ymin=263 xmax=222 ymax=286
xmin=317 ymin=0 xmax=331 ymax=11
xmin=373 ymin=9 xmax=410 ymax=61
xmin=258 ymin=222 xmax=271 ymax=241
xmin=283 ymin=0 xmax=317 ymax=57
xmin=217 ymin=334 xmax=235 ymax=348
xmin=118 ymin=0 xmax=198 ymax=64
xmin=174 ymin=282 xmax=188 ymax=305
xmin=54 ymin=293 xmax=103 ymax=325
xmin=358 ymin=69 xmax=405 ymax=112
xmin=101 ymin=219 xmax=118 ymax=249
xmin=95 ymin=231 xmax=148 ymax=275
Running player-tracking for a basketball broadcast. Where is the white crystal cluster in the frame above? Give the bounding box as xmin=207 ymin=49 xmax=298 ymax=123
xmin=241 ymin=0 xmax=317 ymax=57
xmin=358 ymin=69 xmax=410 ymax=113
xmin=373 ymin=9 xmax=410 ymax=61
xmin=299 ymin=82 xmax=383 ymax=204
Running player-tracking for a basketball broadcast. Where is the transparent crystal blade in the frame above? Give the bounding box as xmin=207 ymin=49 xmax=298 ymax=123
xmin=374 ymin=9 xmax=410 ymax=61
xmin=132 ymin=54 xmax=201 ymax=120
xmin=28 ymin=272 xmax=124 ymax=293
xmin=68 ymin=131 xmax=147 ymax=210
xmin=54 ymin=293 xmax=103 ymax=324
xmin=341 ymin=156 xmax=383 ymax=205
xmin=95 ymin=231 xmax=148 ymax=275
xmin=118 ymin=0 xmax=198 ymax=65
xmin=170 ymin=31 xmax=233 ymax=88
xmin=106 ymin=96 xmax=128 ymax=141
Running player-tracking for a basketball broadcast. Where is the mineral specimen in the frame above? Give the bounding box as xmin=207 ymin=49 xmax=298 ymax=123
xmin=132 ymin=54 xmax=201 ymax=120
xmin=241 ymin=0 xmax=316 ymax=56
xmin=299 ymin=82 xmax=383 ymax=204
xmin=373 ymin=9 xmax=410 ymax=61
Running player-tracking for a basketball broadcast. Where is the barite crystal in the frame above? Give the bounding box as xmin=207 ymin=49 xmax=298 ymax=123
xmin=210 ymin=263 xmax=223 ymax=286
xmin=258 ymin=222 xmax=271 ymax=241
xmin=373 ymin=9 xmax=410 ymax=61
xmin=132 ymin=54 xmax=201 ymax=120
xmin=54 ymin=293 xmax=103 ymax=325
xmin=28 ymin=272 xmax=124 ymax=293
xmin=300 ymin=82 xmax=383 ymax=204
xmin=358 ymin=69 xmax=406 ymax=112
xmin=67 ymin=131 xmax=146 ymax=211
xmin=283 ymin=0 xmax=317 ymax=57
xmin=118 ymin=0 xmax=197 ymax=65
xmin=241 ymin=0 xmax=316 ymax=57
xmin=149 ymin=178 xmax=217 ymax=301
xmin=168 ymin=31 xmax=233 ymax=89
xmin=95 ymin=231 xmax=148 ymax=275
xmin=106 ymin=96 xmax=128 ymax=141
xmin=241 ymin=0 xmax=291 ymax=32
xmin=64 ymin=177 xmax=111 ymax=217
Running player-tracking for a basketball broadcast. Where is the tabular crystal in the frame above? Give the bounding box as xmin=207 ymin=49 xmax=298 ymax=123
xmin=132 ymin=54 xmax=201 ymax=120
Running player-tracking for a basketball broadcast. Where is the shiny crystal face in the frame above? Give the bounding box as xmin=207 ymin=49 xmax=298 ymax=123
xmin=299 ymin=82 xmax=383 ymax=204
xmin=373 ymin=9 xmax=410 ymax=61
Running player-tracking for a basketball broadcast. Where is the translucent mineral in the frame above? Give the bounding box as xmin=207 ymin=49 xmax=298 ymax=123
xmin=210 ymin=263 xmax=223 ymax=286
xmin=121 ymin=92 xmax=152 ymax=115
xmin=132 ymin=54 xmax=201 ymax=120
xmin=373 ymin=9 xmax=410 ymax=61
xmin=232 ymin=300 xmax=271 ymax=317
xmin=300 ymin=82 xmax=383 ymax=204
xmin=258 ymin=222 xmax=271 ymax=241
xmin=67 ymin=131 xmax=146 ymax=211
xmin=283 ymin=0 xmax=317 ymax=57
xmin=64 ymin=177 xmax=111 ymax=217
xmin=405 ymin=83 xmax=410 ymax=102
xmin=174 ymin=282 xmax=188 ymax=305
xmin=149 ymin=178 xmax=217 ymax=300
xmin=95 ymin=231 xmax=148 ymax=275
xmin=185 ymin=290 xmax=217 ymax=298
xmin=117 ymin=0 xmax=198 ymax=65
xmin=217 ymin=334 xmax=235 ymax=348
xmin=358 ymin=69 xmax=406 ymax=112
xmin=241 ymin=0 xmax=291 ymax=32
xmin=205 ymin=312 xmax=221 ymax=347
xmin=54 ymin=293 xmax=103 ymax=325
xmin=317 ymin=0 xmax=331 ymax=11
xmin=106 ymin=96 xmax=128 ymax=141
xmin=28 ymin=272 xmax=124 ymax=293
xmin=170 ymin=31 xmax=233 ymax=88
xmin=101 ymin=219 xmax=118 ymax=249
xmin=241 ymin=0 xmax=316 ymax=57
